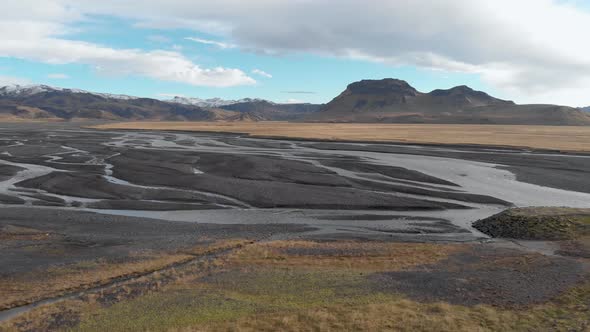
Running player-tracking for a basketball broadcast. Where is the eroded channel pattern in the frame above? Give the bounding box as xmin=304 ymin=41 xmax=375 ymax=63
xmin=1 ymin=123 xmax=590 ymax=242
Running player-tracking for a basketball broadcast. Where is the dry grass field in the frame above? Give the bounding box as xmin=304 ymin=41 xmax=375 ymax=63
xmin=94 ymin=122 xmax=590 ymax=152
xmin=5 ymin=239 xmax=589 ymax=331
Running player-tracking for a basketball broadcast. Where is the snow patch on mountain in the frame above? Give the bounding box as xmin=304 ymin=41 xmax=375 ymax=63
xmin=167 ymin=96 xmax=270 ymax=108
xmin=0 ymin=84 xmax=139 ymax=100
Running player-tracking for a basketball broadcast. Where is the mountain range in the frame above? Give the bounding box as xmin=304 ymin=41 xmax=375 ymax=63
xmin=1 ymin=80 xmax=589 ymax=125
xmin=0 ymin=85 xmax=319 ymax=121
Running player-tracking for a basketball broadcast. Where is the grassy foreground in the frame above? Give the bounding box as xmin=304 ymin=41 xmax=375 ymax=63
xmin=93 ymin=122 xmax=590 ymax=152
xmin=3 ymin=240 xmax=589 ymax=331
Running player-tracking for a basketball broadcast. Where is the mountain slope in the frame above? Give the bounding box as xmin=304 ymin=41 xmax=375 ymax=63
xmin=0 ymin=85 xmax=138 ymax=101
xmin=0 ymin=88 xmax=212 ymax=121
xmin=219 ymin=100 xmax=322 ymax=121
xmin=308 ymin=79 xmax=590 ymax=125
xmin=0 ymin=85 xmax=321 ymax=121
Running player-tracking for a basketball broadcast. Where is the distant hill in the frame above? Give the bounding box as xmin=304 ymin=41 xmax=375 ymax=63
xmin=582 ymin=106 xmax=590 ymax=112
xmin=308 ymin=79 xmax=590 ymax=125
xmin=0 ymin=86 xmax=211 ymax=121
xmin=1 ymin=82 xmax=588 ymax=125
xmin=0 ymin=85 xmax=321 ymax=121
xmin=219 ymin=100 xmax=321 ymax=121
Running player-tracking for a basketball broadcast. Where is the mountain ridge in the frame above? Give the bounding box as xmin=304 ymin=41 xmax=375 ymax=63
xmin=307 ymin=79 xmax=590 ymax=125
xmin=0 ymin=84 xmax=139 ymax=101
xmin=0 ymin=84 xmax=321 ymax=121
xmin=1 ymin=80 xmax=589 ymax=125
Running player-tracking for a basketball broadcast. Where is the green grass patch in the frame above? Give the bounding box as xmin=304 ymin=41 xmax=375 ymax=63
xmin=73 ymin=268 xmax=376 ymax=331
xmin=75 ymin=289 xmax=257 ymax=332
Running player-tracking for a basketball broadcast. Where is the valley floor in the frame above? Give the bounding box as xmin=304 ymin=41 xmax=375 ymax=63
xmin=0 ymin=122 xmax=589 ymax=331
xmin=94 ymin=122 xmax=590 ymax=152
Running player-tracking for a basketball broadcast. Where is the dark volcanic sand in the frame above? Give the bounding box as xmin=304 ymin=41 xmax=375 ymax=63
xmin=369 ymin=245 xmax=587 ymax=307
xmin=0 ymin=207 xmax=313 ymax=277
xmin=0 ymin=122 xmax=588 ymax=244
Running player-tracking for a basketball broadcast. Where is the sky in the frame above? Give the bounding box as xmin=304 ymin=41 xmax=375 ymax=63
xmin=0 ymin=0 xmax=589 ymax=106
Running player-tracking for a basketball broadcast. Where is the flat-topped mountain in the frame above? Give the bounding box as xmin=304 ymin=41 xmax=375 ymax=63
xmin=309 ymin=79 xmax=590 ymax=125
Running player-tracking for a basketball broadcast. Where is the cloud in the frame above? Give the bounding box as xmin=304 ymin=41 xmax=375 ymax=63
xmin=0 ymin=38 xmax=255 ymax=87
xmin=0 ymin=2 xmax=255 ymax=88
xmin=0 ymin=75 xmax=32 ymax=86
xmin=47 ymin=73 xmax=69 ymax=79
xmin=251 ymin=69 xmax=272 ymax=78
xmin=185 ymin=37 xmax=235 ymax=49
xmin=282 ymin=91 xmax=316 ymax=94
xmin=61 ymin=0 xmax=590 ymax=105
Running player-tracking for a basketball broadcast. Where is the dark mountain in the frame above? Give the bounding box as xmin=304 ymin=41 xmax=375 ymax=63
xmin=219 ymin=100 xmax=322 ymax=121
xmin=0 ymin=88 xmax=212 ymax=121
xmin=0 ymin=85 xmax=321 ymax=121
xmin=308 ymin=79 xmax=590 ymax=125
xmin=581 ymin=106 xmax=590 ymax=112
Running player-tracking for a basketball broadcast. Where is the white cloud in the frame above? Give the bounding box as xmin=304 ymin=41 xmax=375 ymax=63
xmin=0 ymin=2 xmax=255 ymax=88
xmin=47 ymin=73 xmax=69 ymax=79
xmin=0 ymin=39 xmax=255 ymax=87
xmin=185 ymin=37 xmax=236 ymax=49
xmin=63 ymin=0 xmax=590 ymax=105
xmin=251 ymin=69 xmax=272 ymax=78
xmin=0 ymin=75 xmax=32 ymax=86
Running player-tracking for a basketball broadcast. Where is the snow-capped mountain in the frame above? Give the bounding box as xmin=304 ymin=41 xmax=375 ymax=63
xmin=0 ymin=84 xmax=139 ymax=100
xmin=167 ymin=96 xmax=269 ymax=108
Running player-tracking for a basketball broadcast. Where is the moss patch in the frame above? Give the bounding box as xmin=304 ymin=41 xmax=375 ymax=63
xmin=473 ymin=207 xmax=590 ymax=240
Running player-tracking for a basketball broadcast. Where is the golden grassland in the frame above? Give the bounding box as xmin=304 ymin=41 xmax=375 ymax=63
xmin=93 ymin=122 xmax=590 ymax=152
xmin=3 ymin=240 xmax=589 ymax=332
xmin=0 ymin=239 xmax=249 ymax=311
xmin=71 ymin=241 xmax=590 ymax=331
xmin=226 ymin=240 xmax=466 ymax=271
xmin=0 ymin=253 xmax=192 ymax=310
